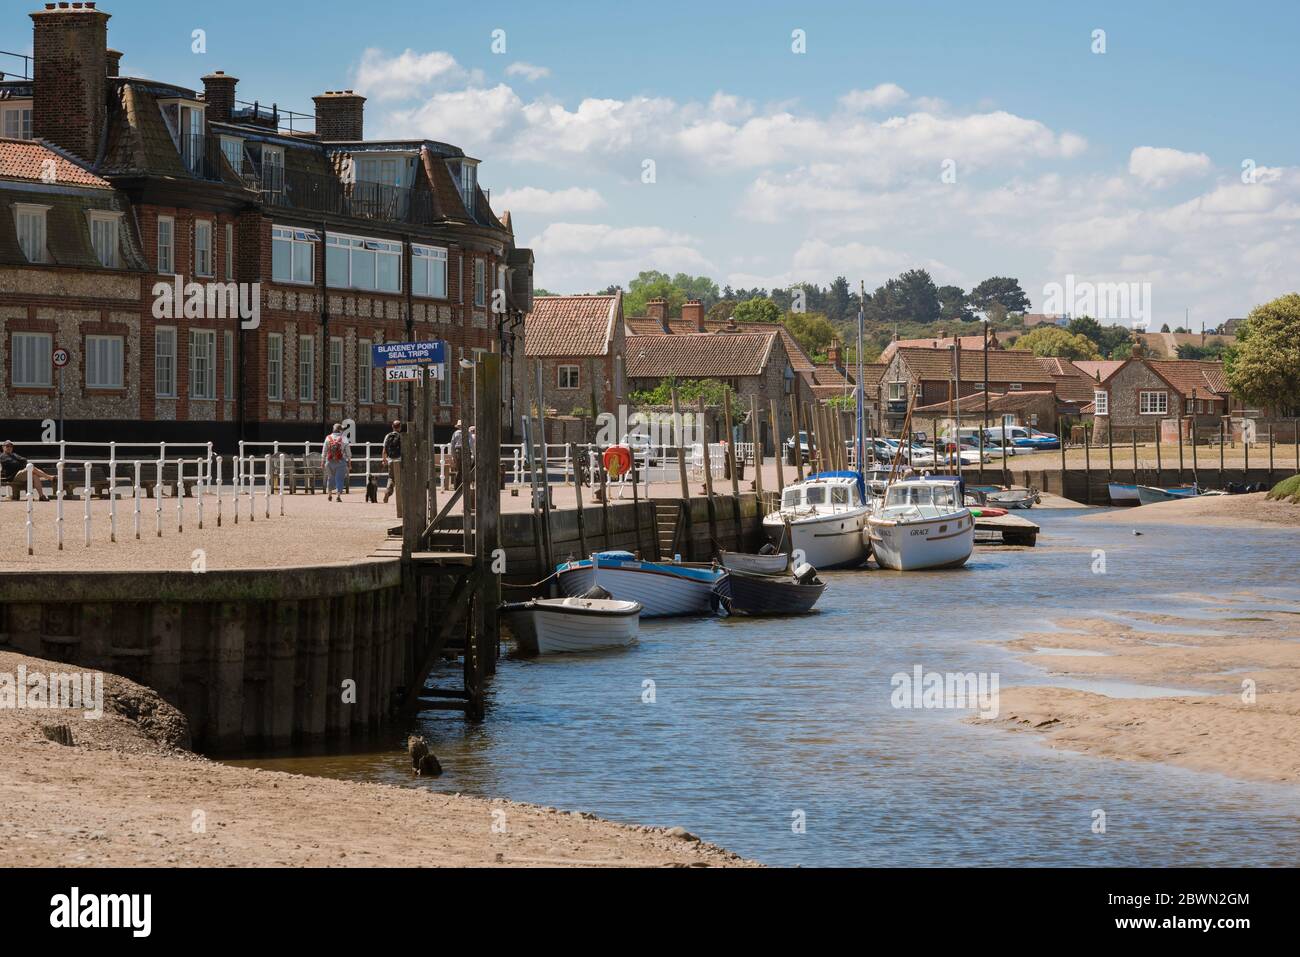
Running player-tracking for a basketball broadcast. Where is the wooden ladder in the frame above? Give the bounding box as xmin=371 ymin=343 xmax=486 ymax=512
xmin=654 ymin=501 xmax=681 ymax=559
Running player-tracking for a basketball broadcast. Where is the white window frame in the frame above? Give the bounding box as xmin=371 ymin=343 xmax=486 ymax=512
xmin=458 ymin=161 xmax=476 ymax=211
xmin=386 ymin=379 xmax=399 ymax=406
xmin=87 ymin=210 xmax=122 ymax=268
xmin=329 ymin=336 xmax=344 ymax=403
xmin=358 ymin=338 xmax=373 ymax=404
xmin=473 ymin=258 xmax=485 ymax=307
xmin=557 ymin=364 xmax=579 ymax=390
xmin=271 ymin=225 xmax=318 ymax=285
xmin=189 ymin=329 xmax=217 ymax=400
xmin=224 ymin=223 xmax=234 ymax=280
xmin=224 ymin=330 xmax=234 ymax=400
xmin=299 ymin=334 xmax=315 ymax=402
xmin=85 ymin=334 xmax=124 ymax=390
xmin=13 ymin=203 xmax=49 ymax=264
xmin=1093 ymin=390 xmax=1109 ymax=416
xmin=2 ymin=102 xmax=33 ymax=140
xmin=194 ymin=220 xmax=214 ymax=277
xmin=155 ymin=327 xmax=177 ymax=398
xmin=1139 ymin=390 xmax=1168 ymax=415
xmin=887 ymin=381 xmax=905 ymax=401
xmin=267 ymin=333 xmax=283 ymax=402
xmin=11 ymin=331 xmax=52 ymax=388
xmin=1008 ymin=382 xmax=1023 ymax=391
xmin=219 ymin=136 xmax=244 ymax=173
xmin=411 ymin=243 xmax=448 ymax=299
xmin=156 ymin=215 xmax=175 ymax=274
xmin=325 ymin=232 xmax=402 ymax=293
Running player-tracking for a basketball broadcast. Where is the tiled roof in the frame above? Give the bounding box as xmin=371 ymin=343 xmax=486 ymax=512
xmin=0 ymin=185 xmax=147 ymax=270
xmin=1148 ymin=359 xmax=1230 ymax=397
xmin=0 ymin=138 xmax=111 ymax=187
xmin=1073 ymin=360 xmax=1125 ymax=382
xmin=626 ymin=314 xmax=819 ymax=376
xmin=915 ymin=390 xmax=1056 ymax=415
xmin=1036 ymin=356 xmax=1101 ymax=403
xmin=526 ymin=294 xmax=621 ymax=357
xmin=627 ymin=331 xmax=778 ymax=379
xmin=894 ymin=347 xmax=1056 ymax=384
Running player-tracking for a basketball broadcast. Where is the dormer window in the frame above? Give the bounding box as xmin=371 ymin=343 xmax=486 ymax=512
xmin=2 ymin=102 xmax=33 ymax=140
xmin=87 ymin=211 xmax=123 ymax=268
xmin=457 ymin=159 xmax=478 ymax=212
xmin=159 ymin=98 xmax=207 ymax=174
xmin=13 ymin=203 xmax=50 ymax=263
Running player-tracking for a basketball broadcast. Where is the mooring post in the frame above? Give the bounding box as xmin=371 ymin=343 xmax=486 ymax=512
xmin=724 ymin=391 xmax=741 ymax=547
xmin=790 ymin=395 xmax=804 ymax=481
xmin=770 ymin=397 xmax=786 ymax=493
xmin=1083 ymin=424 xmax=1092 ymax=505
xmin=698 ymin=397 xmax=719 ymax=555
xmin=475 ymin=353 xmax=501 ymax=680
xmin=751 ymin=395 xmax=765 ymax=506
xmin=671 ymin=387 xmax=692 ymax=560
xmin=1219 ymin=418 xmax=1226 ymax=487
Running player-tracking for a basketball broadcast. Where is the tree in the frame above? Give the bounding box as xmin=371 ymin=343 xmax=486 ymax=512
xmin=1067 ymin=315 xmax=1104 ymax=346
xmin=1159 ymin=323 xmax=1171 ymax=333
xmin=1176 ymin=342 xmax=1228 ymax=360
xmin=732 ymin=297 xmax=782 ymax=324
xmin=628 ymin=377 xmax=734 ymax=408
xmin=826 ymin=276 xmax=853 ymax=325
xmin=1096 ymin=324 xmax=1135 ymax=359
xmin=1012 ymin=326 xmax=1102 ymax=361
xmin=707 ymin=299 xmax=737 ymax=323
xmin=865 ymin=269 xmax=941 ymax=326
xmin=784 ymin=311 xmax=837 ymax=359
xmin=1226 ymin=293 xmax=1300 ymax=412
xmin=937 ymin=285 xmax=974 ymax=322
xmin=969 ymin=277 xmax=1031 ymax=315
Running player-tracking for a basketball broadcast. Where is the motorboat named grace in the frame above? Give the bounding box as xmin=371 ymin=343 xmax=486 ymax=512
xmin=555 ymin=551 xmax=723 ymax=618
xmin=866 ymin=477 xmax=975 ymax=571
xmin=762 ymin=472 xmax=872 ymax=570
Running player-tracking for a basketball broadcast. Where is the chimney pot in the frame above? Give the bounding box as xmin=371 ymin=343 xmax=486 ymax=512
xmin=31 ymin=0 xmax=112 ymax=160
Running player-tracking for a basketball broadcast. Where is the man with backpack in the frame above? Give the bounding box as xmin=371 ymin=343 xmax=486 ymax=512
xmin=322 ymin=423 xmax=350 ymax=501
xmin=381 ymin=419 xmax=403 ymax=516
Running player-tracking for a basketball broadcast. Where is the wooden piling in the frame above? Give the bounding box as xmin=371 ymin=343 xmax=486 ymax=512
xmin=474 ymin=354 xmax=501 ymax=681
xmin=770 ymin=398 xmax=786 ymax=493
xmin=790 ymin=395 xmax=804 ymax=481
xmin=750 ymin=396 xmax=765 ymax=505
xmin=723 ymin=391 xmax=741 ymax=542
xmin=570 ymin=442 xmax=588 ymax=556
xmin=697 ymin=397 xmax=719 ymax=553
xmin=671 ymin=387 xmax=692 ymax=560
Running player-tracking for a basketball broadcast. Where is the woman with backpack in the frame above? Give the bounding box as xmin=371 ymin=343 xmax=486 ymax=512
xmin=322 ymin=423 xmax=351 ymax=501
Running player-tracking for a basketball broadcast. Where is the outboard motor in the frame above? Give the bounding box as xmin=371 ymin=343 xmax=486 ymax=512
xmin=792 ymin=562 xmax=818 ymax=584
xmin=758 ymin=543 xmax=778 ymax=556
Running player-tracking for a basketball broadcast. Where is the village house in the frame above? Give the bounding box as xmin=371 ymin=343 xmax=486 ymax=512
xmin=878 ymin=329 xmax=1013 ymax=363
xmin=523 ymin=293 xmax=625 ymax=417
xmin=914 ymin=389 xmax=1060 ymax=437
xmin=1088 ymin=357 xmax=1232 ymax=441
xmin=880 ymin=346 xmax=1058 ymax=434
xmin=0 ymin=2 xmax=532 ymax=446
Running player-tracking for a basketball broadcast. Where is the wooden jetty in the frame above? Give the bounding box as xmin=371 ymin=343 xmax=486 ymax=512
xmin=973 ymin=512 xmax=1038 ymax=546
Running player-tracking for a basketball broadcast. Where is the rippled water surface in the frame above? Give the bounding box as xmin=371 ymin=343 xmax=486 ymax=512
xmin=232 ymin=509 xmax=1300 ymax=865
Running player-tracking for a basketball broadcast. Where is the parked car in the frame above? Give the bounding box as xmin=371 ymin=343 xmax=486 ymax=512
xmin=784 ymin=431 xmax=812 ymax=463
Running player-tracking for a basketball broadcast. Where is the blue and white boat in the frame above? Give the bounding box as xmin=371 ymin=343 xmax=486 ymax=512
xmin=1136 ymin=484 xmax=1199 ymax=505
xmin=555 ymin=551 xmax=723 ymax=618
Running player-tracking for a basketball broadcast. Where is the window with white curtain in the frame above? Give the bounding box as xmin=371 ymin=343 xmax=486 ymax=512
xmin=329 ymin=337 xmax=344 ymax=403
xmin=267 ymin=333 xmax=283 ymax=401
xmin=358 ymin=338 xmax=373 ymax=404
xmin=224 ymin=330 xmax=234 ymax=400
xmin=195 ymin=220 xmax=214 ymax=277
xmin=88 ymin=211 xmax=122 ymax=268
xmin=299 ymin=335 xmax=315 ymax=401
xmin=85 ymin=335 xmax=124 ymax=390
xmin=157 ymin=216 xmax=174 ymax=274
xmin=326 ymin=232 xmax=401 ymax=293
xmin=14 ymin=204 xmax=49 ymax=264
xmin=189 ymin=329 xmax=216 ymax=399
xmin=11 ymin=332 xmax=52 ymax=387
xmin=271 ymin=226 xmax=318 ymax=284
xmin=155 ymin=327 xmax=177 ymax=397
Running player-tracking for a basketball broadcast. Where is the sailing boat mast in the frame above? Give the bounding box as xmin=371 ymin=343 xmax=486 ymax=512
xmin=856 ymin=281 xmax=866 ymax=474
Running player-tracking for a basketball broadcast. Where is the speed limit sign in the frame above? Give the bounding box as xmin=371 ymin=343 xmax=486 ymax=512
xmin=52 ymin=348 xmax=70 ymax=368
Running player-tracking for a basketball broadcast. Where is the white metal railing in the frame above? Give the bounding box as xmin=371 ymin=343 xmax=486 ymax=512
xmin=7 ymin=453 xmax=289 ymax=556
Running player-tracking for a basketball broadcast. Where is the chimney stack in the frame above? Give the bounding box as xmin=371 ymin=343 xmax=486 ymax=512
xmin=202 ymin=71 xmax=238 ymax=123
xmin=312 ymin=89 xmax=366 ymax=141
xmin=105 ymin=46 xmax=121 ymax=76
xmin=827 ymin=339 xmax=843 ymax=370
xmin=681 ymin=299 xmax=705 ymax=332
xmin=31 ymin=2 xmax=112 ymax=161
xmin=646 ymin=297 xmax=670 ymax=333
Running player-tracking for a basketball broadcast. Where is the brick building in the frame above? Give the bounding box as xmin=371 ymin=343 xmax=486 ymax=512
xmin=881 ymin=346 xmax=1058 ymax=434
xmin=523 ymin=293 xmax=626 ymax=416
xmin=1089 ymin=358 xmax=1232 ymax=441
xmin=0 ymin=2 xmax=533 ymax=447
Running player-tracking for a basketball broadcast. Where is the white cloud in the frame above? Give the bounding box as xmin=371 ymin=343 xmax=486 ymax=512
xmin=1128 ymin=146 xmax=1213 ymax=188
xmin=838 ymin=83 xmax=909 ymax=112
xmin=353 ymin=48 xmax=483 ymax=101
xmin=504 ymin=61 xmax=550 ymax=82
xmin=493 ymin=186 xmax=606 ymax=215
xmin=526 ymin=223 xmax=714 ymax=293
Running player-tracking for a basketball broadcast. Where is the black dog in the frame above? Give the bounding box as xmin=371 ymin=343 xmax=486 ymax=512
xmin=365 ymin=476 xmax=379 ymax=503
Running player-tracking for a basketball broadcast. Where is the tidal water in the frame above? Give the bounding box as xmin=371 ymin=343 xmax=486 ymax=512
xmin=232 ymin=508 xmax=1300 ymax=866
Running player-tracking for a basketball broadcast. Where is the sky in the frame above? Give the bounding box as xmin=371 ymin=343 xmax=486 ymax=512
xmin=18 ymin=0 xmax=1300 ymax=326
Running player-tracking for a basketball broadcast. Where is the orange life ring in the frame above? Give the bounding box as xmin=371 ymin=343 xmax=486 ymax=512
xmin=603 ymin=445 xmax=632 ymax=479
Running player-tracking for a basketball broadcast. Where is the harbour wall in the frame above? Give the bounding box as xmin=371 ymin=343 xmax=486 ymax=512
xmin=970 ymin=466 xmax=1298 ymax=504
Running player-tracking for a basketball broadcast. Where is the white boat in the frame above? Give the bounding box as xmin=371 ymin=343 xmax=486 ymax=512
xmin=718 ymin=550 xmax=790 ymax=575
xmin=762 ymin=473 xmax=871 ymax=570
xmin=555 ymin=551 xmax=723 ymax=618
xmin=502 ymin=593 xmax=641 ymax=655
xmin=866 ymin=478 xmax=975 ymax=571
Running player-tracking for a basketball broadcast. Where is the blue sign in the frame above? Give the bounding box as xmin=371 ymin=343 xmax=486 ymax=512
xmin=371 ymin=340 xmax=446 ymax=368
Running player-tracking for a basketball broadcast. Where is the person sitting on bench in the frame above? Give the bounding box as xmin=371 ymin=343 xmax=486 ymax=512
xmin=1 ymin=440 xmax=52 ymax=501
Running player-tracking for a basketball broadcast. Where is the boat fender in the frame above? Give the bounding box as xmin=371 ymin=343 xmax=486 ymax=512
xmin=792 ymin=561 xmax=817 ymax=584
